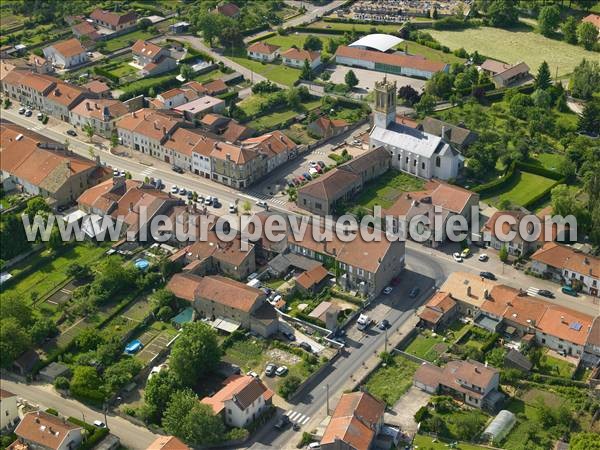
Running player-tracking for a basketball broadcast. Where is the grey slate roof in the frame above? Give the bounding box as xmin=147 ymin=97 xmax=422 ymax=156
xmin=419 ymin=117 xmax=478 ymax=147
xmin=370 ymin=122 xmax=451 ymax=158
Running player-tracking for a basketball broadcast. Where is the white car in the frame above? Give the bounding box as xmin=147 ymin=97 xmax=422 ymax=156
xmin=93 ymin=420 xmax=106 ymax=428
xmin=453 ymin=252 xmax=463 ymax=262
xmin=228 ymin=203 xmax=237 ymax=213
xmin=247 ymin=370 xmax=259 ymax=378
xmin=383 ymin=286 xmax=393 ymax=295
xmin=309 ymin=161 xmax=318 ymax=167
xmin=256 ymin=200 xmax=268 ymax=208
xmin=170 ymin=185 xmax=179 ymax=194
xmin=275 ymin=365 xmax=288 ymax=376
xmin=478 ymin=253 xmax=488 ymax=262
xmin=309 ymin=167 xmax=318 ymax=175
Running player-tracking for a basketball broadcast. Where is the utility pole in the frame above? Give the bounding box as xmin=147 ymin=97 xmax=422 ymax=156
xmin=384 ymin=327 xmax=388 ymax=353
xmin=324 ymin=384 xmax=330 ymax=416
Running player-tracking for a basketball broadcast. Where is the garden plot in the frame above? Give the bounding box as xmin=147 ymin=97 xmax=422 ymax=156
xmin=136 ymin=332 xmax=173 ymax=365
xmin=45 ymin=280 xmax=78 ymax=306
xmin=121 ymin=298 xmax=154 ymax=323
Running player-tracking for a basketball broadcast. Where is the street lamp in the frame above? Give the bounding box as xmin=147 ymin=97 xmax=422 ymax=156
xmin=323 ymin=384 xmax=330 ymax=416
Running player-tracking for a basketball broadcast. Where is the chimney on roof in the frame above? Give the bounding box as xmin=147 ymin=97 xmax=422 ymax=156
xmin=226 ymin=153 xmax=231 ymax=160
xmin=66 ymin=160 xmax=71 ymax=170
xmin=162 ymin=126 xmax=166 ymax=135
xmin=132 ymin=111 xmax=137 ymax=118
xmin=154 ymin=121 xmax=159 ymax=130
xmin=441 ymin=125 xmax=451 ymax=141
xmin=484 ymin=289 xmax=490 ymax=299
xmin=129 ymin=202 xmax=134 ymax=212
xmin=474 ymin=367 xmax=480 ymax=374
xmin=85 ymin=102 xmax=91 ymax=111
xmin=466 ymin=286 xmax=471 ymax=297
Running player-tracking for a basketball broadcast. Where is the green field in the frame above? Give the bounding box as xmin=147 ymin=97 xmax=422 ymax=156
xmin=248 ymin=99 xmax=321 ymax=130
xmin=352 ymin=169 xmax=425 ymax=211
xmin=397 ymin=40 xmax=466 ymax=64
xmin=364 ymin=355 xmax=419 ymax=406
xmin=481 ymin=170 xmax=558 ymax=207
xmin=103 ymin=29 xmax=158 ymax=53
xmin=264 ymin=33 xmax=337 ymax=53
xmin=413 ymin=434 xmax=489 ymax=450
xmin=105 ymin=60 xmax=137 ymax=78
xmin=533 ymin=152 xmax=566 ymax=171
xmin=404 ymin=332 xmax=447 ymax=361
xmin=229 ymin=56 xmax=301 ymax=86
xmin=428 ymin=26 xmax=598 ymax=77
xmin=3 ymin=243 xmax=108 ymax=301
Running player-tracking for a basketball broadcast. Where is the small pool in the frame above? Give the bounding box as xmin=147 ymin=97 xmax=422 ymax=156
xmin=134 ymin=258 xmax=150 ymax=271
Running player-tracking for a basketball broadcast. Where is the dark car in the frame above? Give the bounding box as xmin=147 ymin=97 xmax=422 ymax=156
xmin=298 ymin=342 xmax=312 ymax=352
xmin=283 ymin=330 xmax=296 ymax=341
xmin=303 ymin=172 xmax=312 ymax=180
xmin=66 ymin=129 xmax=77 ymax=137
xmin=409 ymin=287 xmax=420 ymax=298
xmin=480 ymin=271 xmax=496 ymax=280
xmin=274 ymin=415 xmax=291 ymax=430
xmin=561 ymin=286 xmax=578 ymax=297
xmin=171 ymin=165 xmax=184 ymax=174
xmin=378 ymin=319 xmax=390 ymax=330
xmin=538 ymin=289 xmax=555 ymax=298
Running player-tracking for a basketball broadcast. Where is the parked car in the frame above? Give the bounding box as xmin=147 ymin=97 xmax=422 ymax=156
xmin=314 ymin=165 xmax=323 ymax=173
xmin=561 ymin=286 xmax=578 ymax=297
xmin=187 ymin=191 xmax=194 ymax=200
xmin=538 ymin=289 xmax=555 ymax=298
xmin=18 ymin=107 xmax=25 ymax=114
xmin=293 ymin=422 xmax=301 ymax=431
xmin=170 ymin=185 xmax=179 ymax=194
xmin=480 ymin=271 xmax=496 ymax=280
xmin=461 ymin=248 xmax=471 ymax=258
xmin=246 ymin=370 xmax=259 ymax=378
xmin=302 ymin=172 xmax=312 ymax=180
xmin=204 ymin=196 xmax=213 ymax=206
xmin=171 ymin=165 xmax=184 ymax=174
xmin=298 ymin=175 xmax=306 ymax=182
xmin=453 ymin=252 xmax=463 ymax=262
xmin=275 ymin=365 xmax=288 ymax=376
xmin=478 ymin=253 xmax=488 ymax=262
xmin=265 ymin=363 xmax=276 ymax=377
xmin=36 ymin=112 xmax=43 ymax=120
xmin=66 ymin=129 xmax=77 ymax=136
xmin=283 ymin=330 xmax=296 ymax=341
xmin=309 ymin=161 xmax=318 ymax=167
xmin=256 ymin=200 xmax=268 ymax=209
xmin=298 ymin=342 xmax=312 ymax=352
xmin=274 ymin=415 xmax=291 ymax=430
xmin=318 ymin=161 xmax=326 ymax=168
xmin=383 ymin=286 xmax=393 ymax=295
xmin=93 ymin=420 xmax=106 ymax=428
xmin=291 ymin=178 xmax=300 ymax=186
xmin=309 ymin=167 xmax=318 ymax=175
xmin=178 ymin=187 xmax=187 ymax=195
xmin=24 ymin=109 xmax=32 ymax=117
xmin=409 ymin=287 xmax=420 ymax=298
xmin=113 ymin=168 xmax=121 ymax=177
xmin=154 ymin=178 xmax=163 ymax=189
xmin=212 ymin=197 xmax=220 ymax=207
xmin=378 ymin=319 xmax=390 ymax=330
xmin=228 ymin=203 xmax=237 ymax=213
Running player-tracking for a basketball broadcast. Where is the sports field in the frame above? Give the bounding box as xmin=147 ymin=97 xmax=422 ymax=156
xmin=429 ymin=26 xmax=597 ymax=77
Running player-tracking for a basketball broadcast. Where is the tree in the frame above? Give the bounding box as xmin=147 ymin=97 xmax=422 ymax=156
xmin=577 ymin=21 xmax=598 ymax=50
xmin=454 ymin=411 xmax=485 ymax=440
xmin=531 ymin=88 xmax=551 ymax=109
xmin=242 ymin=200 xmax=251 ymax=214
xmin=570 ymin=59 xmax=600 ymax=100
xmin=538 ymin=5 xmax=560 ymax=37
xmin=398 ymin=85 xmax=420 ymax=106
xmin=104 ymin=358 xmax=142 ymax=393
xmin=561 ymin=16 xmax=578 ymax=45
xmin=278 ymin=375 xmax=301 ymax=400
xmin=110 ymin=131 xmax=119 ymax=150
xmin=303 ymin=35 xmax=323 ymax=51
xmin=578 ymin=99 xmax=600 ymax=136
xmin=487 ymin=0 xmax=519 ymax=28
xmin=326 ymin=38 xmax=339 ymax=54
xmin=508 ymin=93 xmax=533 ymax=119
xmin=0 ymin=318 xmax=31 ymax=368
xmin=499 ymin=245 xmax=508 ymax=263
xmin=415 ymin=93 xmax=436 ymax=117
xmin=344 ymin=70 xmax=358 ymax=89
xmin=300 ymin=59 xmax=313 ymax=81
xmin=75 ymin=328 xmax=104 ymax=352
xmin=535 ymin=61 xmax=551 ymax=90
xmin=144 ymin=370 xmax=182 ymax=423
xmin=0 ymin=294 xmax=33 ymax=326
xmin=570 ymin=432 xmax=600 ymax=450
xmin=425 ymin=72 xmax=453 ymax=99
xmin=179 ymin=64 xmax=194 ymax=81
xmin=24 ymin=196 xmax=50 ymax=220
xmin=150 ymin=289 xmax=176 ymax=312
xmin=170 ymin=322 xmax=221 ymax=387
xmin=139 ymin=18 xmax=152 ymax=31
xmin=31 ymin=317 xmax=58 ymax=344
xmin=83 ymin=123 xmax=94 ymax=142
xmin=48 ymin=225 xmax=63 ymax=252
xmin=195 ymin=12 xmax=221 ymax=47
xmin=70 ymin=366 xmax=104 ymax=402
xmin=162 ymin=389 xmax=225 ymax=446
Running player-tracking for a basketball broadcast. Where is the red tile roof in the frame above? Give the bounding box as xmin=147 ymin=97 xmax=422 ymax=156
xmin=201 ymin=375 xmax=273 ymax=414
xmin=282 ymin=47 xmax=320 ymax=62
xmin=532 ymin=242 xmax=600 ymax=278
xmin=132 ymin=40 xmax=162 ymax=58
xmin=48 ymin=38 xmax=86 ymax=58
xmin=247 ymin=41 xmax=280 ymax=55
xmin=194 ymin=275 xmax=263 ymax=312
xmin=147 ymin=436 xmax=190 ymax=450
xmin=336 ymin=45 xmax=447 ymax=73
xmin=295 ymin=264 xmax=329 ymax=289
xmin=14 ymin=411 xmax=81 ymax=450
xmin=582 ymin=13 xmax=600 ymax=29
xmin=217 ymin=3 xmax=240 ymax=17
xmin=90 ymin=8 xmax=137 ymax=27
xmin=167 ymin=272 xmax=203 ymax=302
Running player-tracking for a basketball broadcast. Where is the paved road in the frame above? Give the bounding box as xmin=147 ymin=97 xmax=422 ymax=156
xmin=0 ymin=377 xmax=157 ymax=450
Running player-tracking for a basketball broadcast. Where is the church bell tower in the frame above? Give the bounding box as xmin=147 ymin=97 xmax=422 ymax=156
xmin=373 ymin=76 xmax=397 ymax=129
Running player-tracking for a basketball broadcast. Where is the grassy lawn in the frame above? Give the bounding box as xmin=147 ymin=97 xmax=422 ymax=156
xmin=224 ymin=338 xmax=268 ymax=371
xmin=396 ymin=40 xmax=466 ymax=64
xmin=264 ymin=279 xmax=287 ymax=290
xmin=248 ymin=99 xmax=321 ymax=130
xmin=229 ymin=56 xmax=301 ymax=86
xmin=364 ymin=355 xmax=419 ymax=406
xmin=537 ymin=353 xmax=575 ymax=378
xmin=480 ymin=171 xmax=558 ymax=207
xmin=264 ymin=33 xmax=337 ymax=53
xmin=118 ymin=69 xmax=179 ymax=96
xmin=311 ymin=20 xmax=403 ymax=34
xmin=503 ymin=398 xmax=556 ymax=450
xmin=284 ymin=124 xmax=318 ymax=145
xmin=352 ymin=169 xmax=425 ymax=211
xmin=404 ymin=331 xmax=446 ymax=362
xmin=3 ymin=243 xmax=108 ymax=301
xmin=192 ymin=68 xmax=221 ymax=83
xmin=107 ymin=61 xmax=137 ymax=78
xmin=413 ymin=434 xmax=489 ymax=450
xmin=428 ymin=26 xmax=598 ymax=77
xmin=533 ymin=152 xmax=565 ymax=171
xmin=102 ymin=29 xmax=158 ymax=53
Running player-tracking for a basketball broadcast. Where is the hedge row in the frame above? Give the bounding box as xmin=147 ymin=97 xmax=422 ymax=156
xmin=68 ymin=417 xmax=110 ymax=450
xmin=456 ymin=81 xmax=495 ymax=97
xmin=247 ymin=32 xmax=276 ymax=45
xmin=322 ymin=16 xmax=401 ymax=29
xmin=118 ymin=71 xmax=181 ymax=101
xmin=471 ymin=161 xmax=516 ymax=195
xmin=92 ymin=67 xmax=119 ymax=84
xmin=242 ymin=23 xmax=270 ymax=37
xmin=516 ymin=161 xmax=563 ymax=181
xmin=529 ymin=374 xmax=589 ymax=388
xmin=290 ymin=26 xmax=346 ymax=35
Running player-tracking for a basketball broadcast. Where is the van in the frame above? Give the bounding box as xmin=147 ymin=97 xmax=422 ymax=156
xmin=357 ymin=314 xmax=370 ymax=331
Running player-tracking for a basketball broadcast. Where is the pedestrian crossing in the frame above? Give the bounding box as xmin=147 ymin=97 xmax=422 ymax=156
xmin=140 ymin=167 xmax=155 ymax=178
xmin=526 ymin=287 xmax=540 ymax=297
xmin=285 ymin=410 xmax=311 ymax=425
xmin=247 ymin=191 xmax=288 ymax=206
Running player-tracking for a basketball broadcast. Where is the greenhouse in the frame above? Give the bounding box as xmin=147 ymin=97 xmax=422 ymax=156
xmin=482 ymin=410 xmax=516 ymax=443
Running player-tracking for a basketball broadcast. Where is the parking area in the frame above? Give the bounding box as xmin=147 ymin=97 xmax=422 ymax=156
xmin=385 ymin=386 xmax=431 ymax=434
xmin=326 ymin=64 xmax=427 ymax=93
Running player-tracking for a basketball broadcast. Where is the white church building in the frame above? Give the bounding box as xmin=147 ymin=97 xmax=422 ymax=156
xmin=369 ymin=78 xmax=463 ymax=180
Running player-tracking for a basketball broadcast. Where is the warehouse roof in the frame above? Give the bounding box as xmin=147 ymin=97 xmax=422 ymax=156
xmin=349 ymin=33 xmax=403 ymax=52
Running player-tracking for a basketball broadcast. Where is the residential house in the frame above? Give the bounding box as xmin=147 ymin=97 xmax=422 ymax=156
xmin=162 ymin=127 xmax=206 ymax=171
xmin=208 ymin=138 xmax=264 ymax=189
xmin=320 ymin=391 xmax=385 ymax=450
xmin=241 ymin=131 xmax=296 ymax=173
xmin=43 ymin=80 xmax=87 ymax=122
xmin=582 ymin=13 xmax=600 ymax=31
xmin=1 ymin=122 xmax=107 ymax=207
xmin=182 ymin=79 xmax=228 ymax=96
xmin=191 ymin=135 xmax=214 ymax=179
xmin=201 ymin=375 xmax=273 ymax=427
xmin=2 ymin=70 xmax=56 ymax=111
xmin=90 ymin=8 xmax=138 ymax=32
xmin=152 ymin=88 xmax=192 ymax=109
xmin=531 ymin=242 xmax=600 ymax=297
xmin=418 ymin=291 xmax=458 ymax=331
xmin=174 ymin=95 xmax=226 ymax=121
xmin=169 ymin=22 xmax=190 ymax=34
xmin=295 ymin=264 xmax=329 ymax=294
xmin=71 ymin=21 xmax=101 ymax=42
xmin=43 ymin=38 xmax=89 ymax=69
xmin=216 ymin=3 xmax=241 ymax=18
xmin=82 ymin=80 xmax=111 ymax=98
xmin=534 ymin=304 xmax=594 ymax=358
xmin=438 ymin=272 xmax=498 ymax=317
xmin=167 ymin=273 xmax=279 ymax=337
xmin=77 ymin=177 xmax=182 ymax=239
xmin=115 ymin=109 xmax=183 ymax=160
xmin=0 ymin=390 xmax=18 ymax=430
xmin=147 ymin=436 xmax=190 ymax=450
xmin=414 ymin=359 xmax=502 ymax=411
xmin=9 ymin=411 xmax=83 ymax=450
xmin=582 ymin=317 xmax=600 ymax=367
xmin=384 ymin=180 xmax=479 ymax=246
xmin=222 ymin=120 xmax=254 ymax=143
xmin=307 ymin=116 xmax=349 ymax=139
xmin=247 ymin=42 xmax=281 ymax=62
xmin=281 ymin=48 xmax=321 ymax=69
xmin=297 ymin=146 xmax=390 ymax=215
xmin=418 ymin=117 xmax=478 ymax=150
xmin=480 ymin=59 xmax=530 ymax=88
xmin=131 ymin=40 xmax=176 ymax=77
xmin=69 ymin=99 xmax=129 ymax=138
xmin=170 ymin=231 xmax=257 ymax=280
xmin=369 ymin=78 xmax=463 ymax=180
xmin=27 ymin=54 xmax=54 ymax=74
xmin=287 ymin=220 xmax=406 ymax=296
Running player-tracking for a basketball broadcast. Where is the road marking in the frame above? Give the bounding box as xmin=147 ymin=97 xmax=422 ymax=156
xmin=247 ymin=191 xmax=288 ymax=206
xmin=527 ymin=287 xmax=540 ymax=297
xmin=285 ymin=410 xmax=310 ymax=424
xmin=300 ymin=415 xmax=310 ymax=425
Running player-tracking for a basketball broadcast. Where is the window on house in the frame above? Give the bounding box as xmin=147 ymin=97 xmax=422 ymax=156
xmin=436 ymin=156 xmax=441 ymax=167
xmin=421 ymin=162 xmax=425 ymax=170
xmin=315 ymin=202 xmax=322 ymax=209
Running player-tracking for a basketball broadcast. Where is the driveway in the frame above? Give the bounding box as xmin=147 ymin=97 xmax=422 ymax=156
xmin=326 ymin=64 xmax=427 ymax=93
xmin=385 ymin=386 xmax=430 ymax=435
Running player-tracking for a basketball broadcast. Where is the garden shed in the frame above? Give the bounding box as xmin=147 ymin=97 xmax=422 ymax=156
xmin=482 ymin=409 xmax=516 ymax=443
